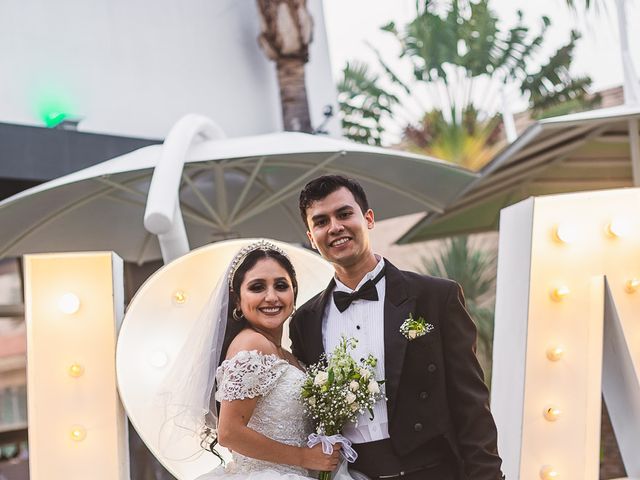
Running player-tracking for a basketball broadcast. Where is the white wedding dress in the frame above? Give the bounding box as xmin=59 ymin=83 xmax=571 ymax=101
xmin=195 ymin=350 xmax=356 ymax=480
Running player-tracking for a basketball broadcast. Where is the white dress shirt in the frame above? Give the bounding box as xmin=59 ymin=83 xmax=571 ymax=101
xmin=322 ymin=257 xmax=389 ymax=444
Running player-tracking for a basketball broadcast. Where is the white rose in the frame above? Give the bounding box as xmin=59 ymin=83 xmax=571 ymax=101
xmin=314 ymin=371 xmax=329 ymax=386
xmin=345 ymin=392 xmax=357 ymax=404
xmin=308 ymin=397 xmax=316 ymax=406
xmin=349 ymin=380 xmax=359 ymax=391
xmin=359 ymin=368 xmax=371 ymax=380
xmin=350 ymin=402 xmax=359 ymax=412
xmin=408 ymin=330 xmax=418 ymax=339
xmin=368 ymin=380 xmax=380 ymax=394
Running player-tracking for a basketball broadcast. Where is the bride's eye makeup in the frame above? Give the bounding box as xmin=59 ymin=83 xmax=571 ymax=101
xmin=245 ymin=278 xmax=290 ymax=292
xmin=247 ymin=281 xmax=266 ymax=292
xmin=274 ymin=279 xmax=290 ymax=291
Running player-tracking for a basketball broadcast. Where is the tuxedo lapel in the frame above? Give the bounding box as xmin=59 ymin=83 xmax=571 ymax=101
xmin=383 ymin=261 xmax=416 ymax=422
xmin=303 ymin=278 xmax=335 ymax=365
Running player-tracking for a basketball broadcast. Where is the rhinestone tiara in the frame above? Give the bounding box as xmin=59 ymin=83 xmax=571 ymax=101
xmin=228 ymin=239 xmax=290 ymax=288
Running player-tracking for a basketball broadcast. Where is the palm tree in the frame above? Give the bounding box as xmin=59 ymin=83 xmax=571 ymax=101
xmin=419 ymin=236 xmax=496 ymax=384
xmin=339 ymin=0 xmax=598 ymax=163
xmin=393 ymin=1 xmax=596 ymax=115
xmin=337 ymin=61 xmax=400 ymax=145
xmin=256 ymin=0 xmax=314 ymax=132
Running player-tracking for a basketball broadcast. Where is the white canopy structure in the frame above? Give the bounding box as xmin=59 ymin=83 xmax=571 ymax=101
xmin=0 ymin=115 xmax=476 ymax=264
xmin=399 ymin=105 xmax=640 ymax=243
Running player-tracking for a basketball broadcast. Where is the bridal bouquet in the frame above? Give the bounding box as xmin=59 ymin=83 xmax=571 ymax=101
xmin=301 ymin=337 xmax=384 ymax=480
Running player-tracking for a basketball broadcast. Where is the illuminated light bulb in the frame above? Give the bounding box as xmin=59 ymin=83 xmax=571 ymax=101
xmin=552 ymin=224 xmax=576 ymax=244
xmin=149 ymin=350 xmax=169 ymax=369
xmin=173 ymin=290 xmax=187 ymax=305
xmin=605 ymin=217 xmax=631 ymax=238
xmin=58 ymin=293 xmax=80 ymax=314
xmin=540 ymin=465 xmax=560 ymax=479
xmin=543 ymin=405 xmax=562 ymax=421
xmin=550 ymin=286 xmax=570 ymax=302
xmin=625 ymin=278 xmax=640 ymax=293
xmin=546 ymin=345 xmax=565 ymax=361
xmin=68 ymin=363 xmax=84 ymax=378
xmin=70 ymin=425 xmax=87 ymax=442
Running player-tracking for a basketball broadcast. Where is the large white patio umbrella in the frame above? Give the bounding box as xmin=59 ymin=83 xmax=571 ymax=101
xmin=0 ymin=115 xmax=476 ymax=264
xmin=398 ymin=105 xmax=640 ymax=243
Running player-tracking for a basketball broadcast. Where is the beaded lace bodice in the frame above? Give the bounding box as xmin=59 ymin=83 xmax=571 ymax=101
xmin=215 ymin=350 xmax=311 ymax=476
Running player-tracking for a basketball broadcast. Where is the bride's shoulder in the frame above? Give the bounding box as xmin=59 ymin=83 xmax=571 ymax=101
xmin=216 ymin=332 xmax=289 ymax=401
xmin=225 ymin=329 xmax=279 ymax=362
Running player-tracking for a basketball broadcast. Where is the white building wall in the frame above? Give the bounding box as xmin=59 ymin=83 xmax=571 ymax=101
xmin=0 ymin=0 xmax=340 ymax=139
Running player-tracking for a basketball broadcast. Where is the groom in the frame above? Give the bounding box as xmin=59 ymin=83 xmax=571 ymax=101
xmin=289 ymin=175 xmax=504 ymax=480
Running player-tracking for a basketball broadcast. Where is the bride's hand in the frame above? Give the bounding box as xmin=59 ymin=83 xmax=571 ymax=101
xmin=300 ymin=443 xmax=342 ymax=471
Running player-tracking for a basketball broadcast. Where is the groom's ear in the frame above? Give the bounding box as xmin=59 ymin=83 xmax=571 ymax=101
xmin=365 ymin=208 xmax=375 ymax=229
xmin=306 ymin=230 xmax=317 ymax=250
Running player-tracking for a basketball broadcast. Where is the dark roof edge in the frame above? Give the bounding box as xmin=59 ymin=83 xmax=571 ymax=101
xmin=0 ymin=121 xmax=162 ymax=143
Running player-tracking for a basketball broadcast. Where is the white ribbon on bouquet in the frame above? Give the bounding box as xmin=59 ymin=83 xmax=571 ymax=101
xmin=307 ymin=433 xmax=358 ymax=463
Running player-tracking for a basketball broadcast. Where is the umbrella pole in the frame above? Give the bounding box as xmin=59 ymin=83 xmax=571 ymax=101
xmin=144 ymin=114 xmax=226 ymax=263
xmin=157 ymin=203 xmax=191 ymax=264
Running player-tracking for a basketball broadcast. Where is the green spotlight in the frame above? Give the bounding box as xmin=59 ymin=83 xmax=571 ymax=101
xmin=44 ymin=112 xmax=68 ymax=128
xmin=34 ymin=86 xmax=76 ymax=128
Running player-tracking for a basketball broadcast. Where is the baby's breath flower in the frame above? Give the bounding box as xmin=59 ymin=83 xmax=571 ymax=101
xmin=399 ymin=313 xmax=434 ymax=340
xmin=301 ymin=336 xmax=384 ymax=438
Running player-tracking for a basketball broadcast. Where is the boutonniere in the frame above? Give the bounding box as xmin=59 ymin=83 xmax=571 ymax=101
xmin=400 ymin=313 xmax=434 ymax=340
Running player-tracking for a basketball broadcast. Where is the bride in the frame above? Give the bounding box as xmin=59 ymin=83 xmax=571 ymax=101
xmin=160 ymin=240 xmax=351 ymax=479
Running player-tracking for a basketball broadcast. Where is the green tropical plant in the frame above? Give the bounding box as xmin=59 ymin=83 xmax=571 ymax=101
xmin=338 ymin=0 xmax=598 ymax=165
xmin=338 ymin=61 xmax=400 ymax=145
xmin=419 ymin=235 xmax=496 ymax=383
xmin=382 ymin=1 xmax=595 ymax=115
xmin=402 ymin=106 xmax=503 ymax=170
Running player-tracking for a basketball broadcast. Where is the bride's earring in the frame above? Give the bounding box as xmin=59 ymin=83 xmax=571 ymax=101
xmin=232 ymin=308 xmax=244 ymax=321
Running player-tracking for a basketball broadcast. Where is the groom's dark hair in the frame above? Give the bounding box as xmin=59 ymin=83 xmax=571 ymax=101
xmin=299 ymin=175 xmax=369 ymax=228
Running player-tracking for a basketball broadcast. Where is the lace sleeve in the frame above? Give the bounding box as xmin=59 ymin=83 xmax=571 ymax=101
xmin=215 ymin=350 xmax=289 ymax=401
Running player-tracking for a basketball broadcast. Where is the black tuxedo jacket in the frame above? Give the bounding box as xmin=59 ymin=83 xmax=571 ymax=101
xmin=289 ymin=260 xmax=503 ymax=480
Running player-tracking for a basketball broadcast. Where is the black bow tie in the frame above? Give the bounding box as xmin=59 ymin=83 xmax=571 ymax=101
xmin=333 ymin=266 xmax=385 ymax=313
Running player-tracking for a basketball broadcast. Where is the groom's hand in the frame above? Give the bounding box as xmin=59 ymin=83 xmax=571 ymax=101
xmin=301 ymin=442 xmax=342 ymax=471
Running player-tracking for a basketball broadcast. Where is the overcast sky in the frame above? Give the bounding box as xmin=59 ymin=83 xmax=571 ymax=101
xmin=322 ymin=0 xmax=639 ymax=140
